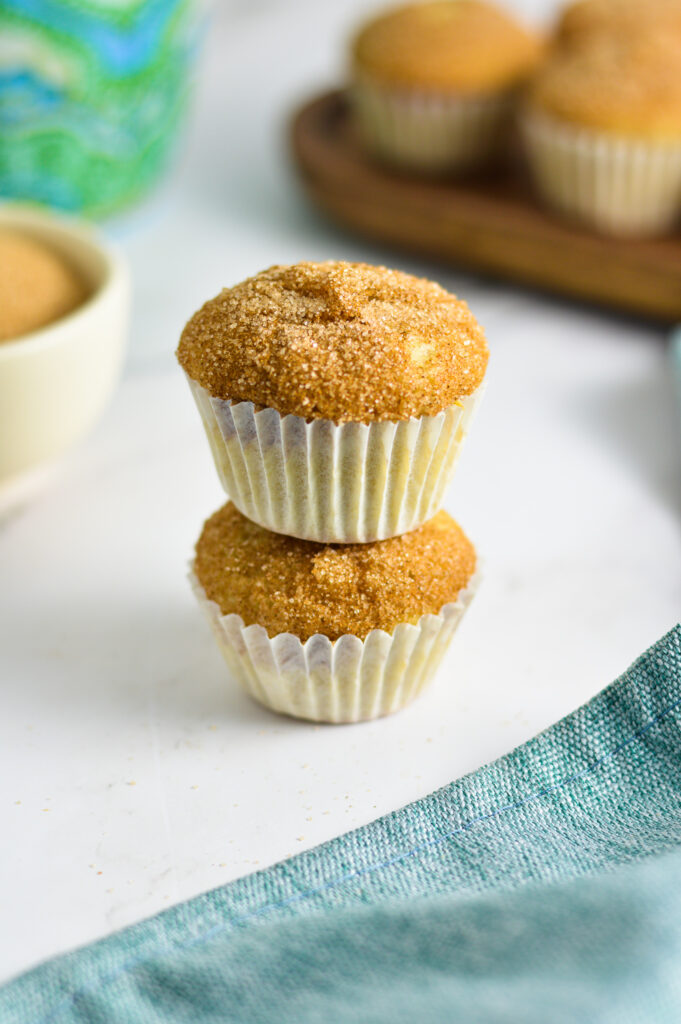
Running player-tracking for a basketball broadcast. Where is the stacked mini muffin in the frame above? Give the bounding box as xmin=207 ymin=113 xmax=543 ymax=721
xmin=177 ymin=261 xmax=488 ymax=723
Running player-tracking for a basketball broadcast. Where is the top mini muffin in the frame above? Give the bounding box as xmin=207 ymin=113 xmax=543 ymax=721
xmin=352 ymin=0 xmax=541 ymax=94
xmin=177 ymin=261 xmax=488 ymax=423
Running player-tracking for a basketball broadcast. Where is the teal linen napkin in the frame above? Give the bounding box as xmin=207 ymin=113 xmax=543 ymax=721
xmin=3 ymin=625 xmax=681 ymax=1023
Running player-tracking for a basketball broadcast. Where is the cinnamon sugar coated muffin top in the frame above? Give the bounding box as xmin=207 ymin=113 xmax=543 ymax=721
xmin=194 ymin=502 xmax=476 ymax=641
xmin=555 ymin=0 xmax=681 ymax=46
xmin=177 ymin=261 xmax=488 ymax=422
xmin=0 ymin=231 xmax=88 ymax=342
xmin=352 ymin=0 xmax=541 ymax=93
xmin=527 ymin=33 xmax=681 ymax=137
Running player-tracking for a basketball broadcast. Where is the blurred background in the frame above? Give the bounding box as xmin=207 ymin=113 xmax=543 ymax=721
xmin=0 ymin=0 xmax=558 ymax=372
xmin=117 ymin=0 xmax=552 ymax=372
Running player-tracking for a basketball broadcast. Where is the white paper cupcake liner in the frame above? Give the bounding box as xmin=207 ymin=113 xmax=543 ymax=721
xmin=189 ymin=568 xmax=479 ymax=723
xmin=522 ymin=111 xmax=681 ymax=237
xmin=351 ymin=77 xmax=510 ymax=173
xmin=188 ymin=376 xmax=483 ymax=543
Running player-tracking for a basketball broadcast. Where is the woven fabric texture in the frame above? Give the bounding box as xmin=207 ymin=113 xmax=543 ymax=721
xmin=3 ymin=624 xmax=680 ymax=1023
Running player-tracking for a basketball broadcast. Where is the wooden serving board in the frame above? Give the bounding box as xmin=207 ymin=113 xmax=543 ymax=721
xmin=291 ymin=90 xmax=681 ymax=322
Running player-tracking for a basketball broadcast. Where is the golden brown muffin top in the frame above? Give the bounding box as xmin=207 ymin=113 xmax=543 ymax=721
xmin=555 ymin=0 xmax=681 ymax=47
xmin=352 ymin=0 xmax=542 ymax=94
xmin=194 ymin=502 xmax=476 ymax=641
xmin=177 ymin=261 xmax=488 ymax=423
xmin=526 ymin=34 xmax=681 ymax=137
xmin=0 ymin=231 xmax=88 ymax=342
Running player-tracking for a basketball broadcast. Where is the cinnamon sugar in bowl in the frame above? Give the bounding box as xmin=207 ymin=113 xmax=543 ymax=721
xmin=0 ymin=205 xmax=129 ymax=487
xmin=0 ymin=230 xmax=87 ymax=343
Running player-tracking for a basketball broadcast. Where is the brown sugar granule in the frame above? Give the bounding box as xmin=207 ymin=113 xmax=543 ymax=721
xmin=0 ymin=230 xmax=88 ymax=342
xmin=194 ymin=502 xmax=476 ymax=642
xmin=353 ymin=0 xmax=542 ymax=94
xmin=176 ymin=261 xmax=488 ymax=423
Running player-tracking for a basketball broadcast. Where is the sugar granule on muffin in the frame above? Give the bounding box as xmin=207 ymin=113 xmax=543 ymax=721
xmin=194 ymin=502 xmax=476 ymax=642
xmin=177 ymin=261 xmax=488 ymax=423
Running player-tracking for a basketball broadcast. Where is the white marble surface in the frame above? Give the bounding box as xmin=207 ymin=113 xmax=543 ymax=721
xmin=2 ymin=0 xmax=681 ymax=986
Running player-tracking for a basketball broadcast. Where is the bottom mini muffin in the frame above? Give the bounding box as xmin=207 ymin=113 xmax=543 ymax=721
xmin=191 ymin=502 xmax=479 ymax=723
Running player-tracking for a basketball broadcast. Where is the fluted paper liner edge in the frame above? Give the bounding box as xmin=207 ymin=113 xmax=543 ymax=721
xmin=189 ymin=568 xmax=480 ymax=723
xmin=522 ymin=111 xmax=681 ymax=236
xmin=351 ymin=78 xmax=510 ymax=173
xmin=188 ymin=377 xmax=484 ymax=543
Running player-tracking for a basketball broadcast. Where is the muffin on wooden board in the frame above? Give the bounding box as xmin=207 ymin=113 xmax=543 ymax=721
xmin=350 ymin=0 xmax=541 ymax=174
xmin=191 ymin=502 xmax=478 ymax=723
xmin=522 ymin=34 xmax=681 ymax=236
xmin=177 ymin=261 xmax=488 ymax=544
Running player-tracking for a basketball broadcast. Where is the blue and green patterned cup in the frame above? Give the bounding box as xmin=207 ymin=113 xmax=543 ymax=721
xmin=0 ymin=0 xmax=201 ymax=217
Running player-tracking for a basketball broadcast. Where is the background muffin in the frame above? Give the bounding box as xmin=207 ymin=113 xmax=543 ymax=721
xmin=192 ymin=502 xmax=478 ymax=722
xmin=522 ymin=33 xmax=681 ymax=235
xmin=554 ymin=0 xmax=681 ymax=48
xmin=177 ymin=261 xmax=488 ymax=543
xmin=350 ymin=0 xmax=542 ymax=174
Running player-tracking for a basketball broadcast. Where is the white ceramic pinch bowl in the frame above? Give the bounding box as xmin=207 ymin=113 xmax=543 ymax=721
xmin=0 ymin=204 xmax=130 ymax=486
